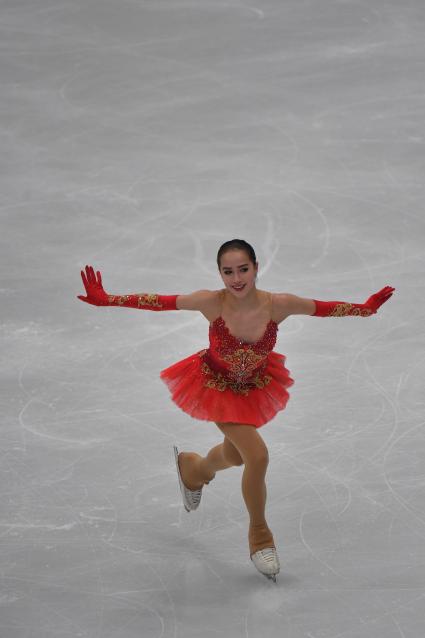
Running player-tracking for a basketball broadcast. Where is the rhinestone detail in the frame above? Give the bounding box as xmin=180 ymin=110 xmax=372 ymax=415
xmin=198 ymin=316 xmax=278 ymax=396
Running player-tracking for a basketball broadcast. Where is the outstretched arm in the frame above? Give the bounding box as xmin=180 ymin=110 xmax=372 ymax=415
xmin=278 ymin=286 xmax=395 ymax=318
xmin=77 ymin=265 xmax=179 ymax=311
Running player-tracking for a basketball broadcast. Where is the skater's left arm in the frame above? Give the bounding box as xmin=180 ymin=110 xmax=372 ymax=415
xmin=276 ymin=286 xmax=395 ymax=318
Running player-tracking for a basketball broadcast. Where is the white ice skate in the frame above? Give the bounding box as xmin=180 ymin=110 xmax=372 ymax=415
xmin=250 ymin=547 xmax=280 ymax=582
xmin=173 ymin=445 xmax=203 ymax=512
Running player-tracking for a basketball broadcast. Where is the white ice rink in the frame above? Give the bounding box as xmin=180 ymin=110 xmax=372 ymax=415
xmin=1 ymin=1 xmax=424 ymax=636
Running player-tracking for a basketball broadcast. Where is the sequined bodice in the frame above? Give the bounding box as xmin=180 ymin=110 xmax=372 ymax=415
xmin=197 ymin=292 xmax=278 ymax=395
xmin=210 ymin=316 xmax=277 ymax=349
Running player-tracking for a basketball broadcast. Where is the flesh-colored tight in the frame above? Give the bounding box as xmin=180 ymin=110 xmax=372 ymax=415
xmin=178 ymin=422 xmax=275 ymax=556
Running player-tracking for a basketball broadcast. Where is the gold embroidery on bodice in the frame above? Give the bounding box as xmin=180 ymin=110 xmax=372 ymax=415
xmin=198 ymin=290 xmax=278 ymax=396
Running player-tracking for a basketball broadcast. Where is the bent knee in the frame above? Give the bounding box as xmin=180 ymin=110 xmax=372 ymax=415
xmin=222 ymin=437 xmax=244 ymax=466
xmin=216 ymin=421 xmax=269 ymax=468
xmin=246 ymin=448 xmax=269 ymax=468
xmin=224 ymin=450 xmax=244 ymax=467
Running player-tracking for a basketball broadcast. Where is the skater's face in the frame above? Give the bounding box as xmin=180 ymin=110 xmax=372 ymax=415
xmin=219 ymin=250 xmax=258 ymax=296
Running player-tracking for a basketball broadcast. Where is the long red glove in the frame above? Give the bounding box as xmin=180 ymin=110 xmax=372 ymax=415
xmin=313 ymin=286 xmax=395 ymax=317
xmin=77 ymin=265 xmax=178 ymax=310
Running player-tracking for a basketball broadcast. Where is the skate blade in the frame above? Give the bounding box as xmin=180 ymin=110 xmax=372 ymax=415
xmin=173 ymin=445 xmax=191 ymax=512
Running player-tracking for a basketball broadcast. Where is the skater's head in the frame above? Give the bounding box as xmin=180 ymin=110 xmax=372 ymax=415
xmin=217 ymin=239 xmax=259 ymax=298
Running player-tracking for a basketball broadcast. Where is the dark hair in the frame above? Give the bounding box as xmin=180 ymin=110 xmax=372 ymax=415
xmin=216 ymin=239 xmax=257 ymax=270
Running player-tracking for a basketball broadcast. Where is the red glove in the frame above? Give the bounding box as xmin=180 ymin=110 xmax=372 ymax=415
xmin=313 ymin=286 xmax=395 ymax=317
xmin=77 ymin=265 xmax=178 ymax=310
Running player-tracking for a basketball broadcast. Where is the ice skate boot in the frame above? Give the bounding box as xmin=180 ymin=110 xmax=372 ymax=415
xmin=173 ymin=445 xmax=203 ymax=512
xmin=250 ymin=547 xmax=280 ymax=582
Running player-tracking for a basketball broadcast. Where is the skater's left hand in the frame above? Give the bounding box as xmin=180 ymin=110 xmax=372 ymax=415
xmin=363 ymin=286 xmax=395 ymax=314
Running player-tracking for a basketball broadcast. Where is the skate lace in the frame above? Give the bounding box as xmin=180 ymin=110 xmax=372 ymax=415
xmin=252 ymin=547 xmax=277 ymax=563
xmin=191 ymin=488 xmax=202 ymax=504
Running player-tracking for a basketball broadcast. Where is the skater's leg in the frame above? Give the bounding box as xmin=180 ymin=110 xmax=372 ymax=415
xmin=178 ymin=436 xmax=243 ymax=491
xmin=216 ymin=422 xmax=275 ymax=556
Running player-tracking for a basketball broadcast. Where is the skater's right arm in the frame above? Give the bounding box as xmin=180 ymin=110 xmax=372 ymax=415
xmin=77 ymin=265 xmax=180 ymax=311
xmin=175 ymin=289 xmax=214 ymax=311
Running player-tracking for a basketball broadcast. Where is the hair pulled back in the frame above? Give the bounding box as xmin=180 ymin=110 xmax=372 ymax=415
xmin=216 ymin=239 xmax=257 ymax=271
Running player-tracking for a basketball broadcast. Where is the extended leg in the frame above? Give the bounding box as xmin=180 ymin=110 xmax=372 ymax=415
xmin=216 ymin=422 xmax=275 ymax=556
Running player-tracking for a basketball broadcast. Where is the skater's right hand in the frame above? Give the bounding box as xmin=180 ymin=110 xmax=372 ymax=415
xmin=77 ymin=265 xmax=110 ymax=306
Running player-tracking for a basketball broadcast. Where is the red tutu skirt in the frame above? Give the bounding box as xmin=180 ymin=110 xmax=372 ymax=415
xmin=160 ymin=350 xmax=294 ymax=428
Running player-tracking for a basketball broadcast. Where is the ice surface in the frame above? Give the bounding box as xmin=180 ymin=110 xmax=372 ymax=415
xmin=1 ymin=1 xmax=424 ymax=636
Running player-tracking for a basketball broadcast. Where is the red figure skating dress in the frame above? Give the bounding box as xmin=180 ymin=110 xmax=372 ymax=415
xmin=160 ymin=290 xmax=294 ymax=427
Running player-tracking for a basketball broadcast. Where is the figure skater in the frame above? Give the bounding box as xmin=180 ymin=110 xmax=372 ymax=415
xmin=77 ymin=238 xmax=395 ymax=582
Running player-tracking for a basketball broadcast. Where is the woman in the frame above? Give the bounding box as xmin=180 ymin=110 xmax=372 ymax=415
xmin=78 ymin=238 xmax=395 ymax=582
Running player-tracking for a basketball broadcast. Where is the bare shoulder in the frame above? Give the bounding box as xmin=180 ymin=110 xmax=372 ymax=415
xmin=176 ymin=289 xmax=221 ymax=317
xmin=176 ymin=288 xmax=316 ymax=321
xmin=272 ymin=292 xmax=316 ymax=319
